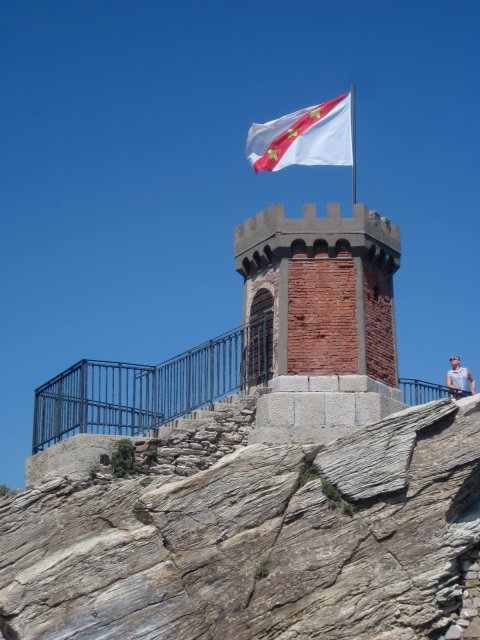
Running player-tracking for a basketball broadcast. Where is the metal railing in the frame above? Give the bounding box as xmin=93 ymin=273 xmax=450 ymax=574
xmin=399 ymin=378 xmax=471 ymax=406
xmin=33 ymin=314 xmax=271 ymax=453
xmin=34 ymin=322 xmax=472 ymax=454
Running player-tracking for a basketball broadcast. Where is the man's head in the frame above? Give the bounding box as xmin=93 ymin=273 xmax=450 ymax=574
xmin=450 ymin=355 xmax=461 ymax=365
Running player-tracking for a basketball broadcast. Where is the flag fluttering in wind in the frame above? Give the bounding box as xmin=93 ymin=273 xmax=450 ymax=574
xmin=246 ymin=92 xmax=353 ymax=173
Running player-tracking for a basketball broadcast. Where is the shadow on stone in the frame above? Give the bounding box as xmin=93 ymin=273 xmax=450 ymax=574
xmin=447 ymin=463 xmax=480 ymax=524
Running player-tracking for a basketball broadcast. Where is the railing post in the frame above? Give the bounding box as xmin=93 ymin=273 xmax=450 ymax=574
xmin=186 ymin=351 xmax=191 ymax=414
xmin=54 ymin=377 xmax=63 ymax=443
xmin=262 ymin=313 xmax=268 ymax=385
xmin=152 ymin=367 xmax=159 ymax=429
xmin=79 ymin=360 xmax=87 ymax=434
xmin=240 ymin=326 xmax=246 ymax=392
xmin=118 ymin=364 xmax=123 ymax=434
xmin=32 ymin=393 xmax=39 ymax=454
xmin=209 ymin=340 xmax=214 ymax=409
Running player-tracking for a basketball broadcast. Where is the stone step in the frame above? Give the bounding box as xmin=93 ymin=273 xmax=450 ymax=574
xmin=212 ymin=402 xmax=237 ymax=412
xmin=189 ymin=410 xmax=219 ymax=420
xmin=213 ymin=396 xmax=256 ymax=411
xmin=147 ymin=394 xmax=257 ymax=431
xmin=171 ymin=418 xmax=212 ymax=429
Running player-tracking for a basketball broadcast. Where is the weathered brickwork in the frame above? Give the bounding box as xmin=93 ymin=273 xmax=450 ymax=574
xmin=236 ymin=204 xmax=401 ymax=387
xmin=363 ymin=261 xmax=397 ymax=387
xmin=287 ymin=258 xmax=359 ymax=375
xmin=245 ymin=267 xmax=280 ymax=376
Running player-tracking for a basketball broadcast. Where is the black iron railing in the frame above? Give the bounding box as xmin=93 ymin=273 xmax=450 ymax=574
xmin=34 ymin=325 xmax=472 ymax=454
xmin=399 ymin=378 xmax=471 ymax=406
xmin=33 ymin=314 xmax=272 ymax=453
xmin=33 ymin=360 xmax=158 ymax=453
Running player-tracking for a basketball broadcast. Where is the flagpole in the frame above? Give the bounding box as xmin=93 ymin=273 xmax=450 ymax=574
xmin=351 ymin=83 xmax=357 ymax=206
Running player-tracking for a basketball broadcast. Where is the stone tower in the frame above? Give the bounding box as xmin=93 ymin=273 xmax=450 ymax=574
xmin=234 ymin=202 xmax=405 ymax=444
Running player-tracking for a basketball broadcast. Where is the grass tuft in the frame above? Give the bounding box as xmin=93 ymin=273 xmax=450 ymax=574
xmin=321 ymin=478 xmax=342 ymax=502
xmin=298 ymin=464 xmax=321 ymax=487
xmin=89 ymin=466 xmax=100 ymax=479
xmin=254 ymin=561 xmax=269 ymax=580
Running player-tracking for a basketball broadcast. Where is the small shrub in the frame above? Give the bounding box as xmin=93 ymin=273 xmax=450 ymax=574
xmin=321 ymin=478 xmax=342 ymax=503
xmin=342 ymin=501 xmax=357 ymax=516
xmin=89 ymin=466 xmax=100 ymax=479
xmin=254 ymin=561 xmax=269 ymax=580
xmin=298 ymin=464 xmax=321 ymax=487
xmin=111 ymin=439 xmax=139 ymax=478
xmin=146 ymin=444 xmax=158 ymax=465
xmin=140 ymin=477 xmax=153 ymax=488
xmin=0 ymin=484 xmax=11 ymax=497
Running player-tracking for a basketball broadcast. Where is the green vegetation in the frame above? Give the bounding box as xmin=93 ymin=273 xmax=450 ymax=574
xmin=111 ymin=439 xmax=140 ymax=478
xmin=139 ymin=477 xmax=154 ymax=488
xmin=0 ymin=484 xmax=11 ymax=497
xmin=254 ymin=561 xmax=269 ymax=580
xmin=146 ymin=444 xmax=158 ymax=465
xmin=298 ymin=467 xmax=357 ymax=515
xmin=298 ymin=464 xmax=321 ymax=487
xmin=342 ymin=502 xmax=357 ymax=516
xmin=321 ymin=478 xmax=342 ymax=502
xmin=89 ymin=466 xmax=100 ymax=479
xmin=320 ymin=478 xmax=357 ymax=515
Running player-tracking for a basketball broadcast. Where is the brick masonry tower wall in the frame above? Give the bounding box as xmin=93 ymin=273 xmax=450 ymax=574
xmin=363 ymin=261 xmax=397 ymax=387
xmin=235 ymin=203 xmax=401 ymax=387
xmin=288 ymin=258 xmax=358 ymax=375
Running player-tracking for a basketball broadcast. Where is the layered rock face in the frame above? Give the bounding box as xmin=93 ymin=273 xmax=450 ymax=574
xmin=2 ymin=395 xmax=480 ymax=639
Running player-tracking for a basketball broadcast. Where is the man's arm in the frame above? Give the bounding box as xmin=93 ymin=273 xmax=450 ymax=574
xmin=468 ymin=369 xmax=476 ymax=395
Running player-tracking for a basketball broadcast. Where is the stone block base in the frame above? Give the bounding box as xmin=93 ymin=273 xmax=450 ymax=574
xmin=249 ymin=375 xmax=406 ymax=446
xmin=25 ymin=434 xmax=130 ymax=486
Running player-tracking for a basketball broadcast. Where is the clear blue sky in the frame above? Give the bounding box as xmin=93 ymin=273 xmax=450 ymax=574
xmin=2 ymin=0 xmax=479 ymax=489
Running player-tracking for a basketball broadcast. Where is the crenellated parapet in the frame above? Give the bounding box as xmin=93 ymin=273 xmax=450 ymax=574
xmin=234 ymin=203 xmax=401 ymax=277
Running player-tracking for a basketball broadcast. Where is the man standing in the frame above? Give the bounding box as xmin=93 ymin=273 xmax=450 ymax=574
xmin=447 ymin=355 xmax=476 ymax=398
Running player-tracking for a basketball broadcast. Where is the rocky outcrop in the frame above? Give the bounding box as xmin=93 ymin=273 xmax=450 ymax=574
xmin=2 ymin=395 xmax=480 ymax=639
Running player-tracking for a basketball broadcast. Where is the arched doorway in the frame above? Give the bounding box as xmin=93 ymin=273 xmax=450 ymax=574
xmin=246 ymin=288 xmax=274 ymax=386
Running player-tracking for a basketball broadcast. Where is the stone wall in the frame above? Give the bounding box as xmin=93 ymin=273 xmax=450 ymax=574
xmin=437 ymin=549 xmax=480 ymax=639
xmin=26 ymin=395 xmax=257 ymax=486
xmin=252 ymin=374 xmax=406 ymax=446
xmin=131 ymin=397 xmax=256 ymax=478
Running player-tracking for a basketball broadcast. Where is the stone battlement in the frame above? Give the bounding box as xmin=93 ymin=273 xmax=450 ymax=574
xmin=234 ymin=203 xmax=401 ymax=276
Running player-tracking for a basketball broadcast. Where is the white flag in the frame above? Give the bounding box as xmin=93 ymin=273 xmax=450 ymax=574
xmin=246 ymin=92 xmax=353 ymax=173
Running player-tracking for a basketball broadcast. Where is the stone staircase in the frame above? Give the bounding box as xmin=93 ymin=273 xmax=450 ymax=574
xmin=134 ymin=394 xmax=257 ymax=478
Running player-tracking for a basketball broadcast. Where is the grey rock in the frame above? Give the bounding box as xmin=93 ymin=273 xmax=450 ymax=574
xmin=315 ymin=398 xmax=457 ymax=500
xmin=445 ymin=624 xmax=463 ymax=639
xmin=2 ymin=395 xmax=480 ymax=639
